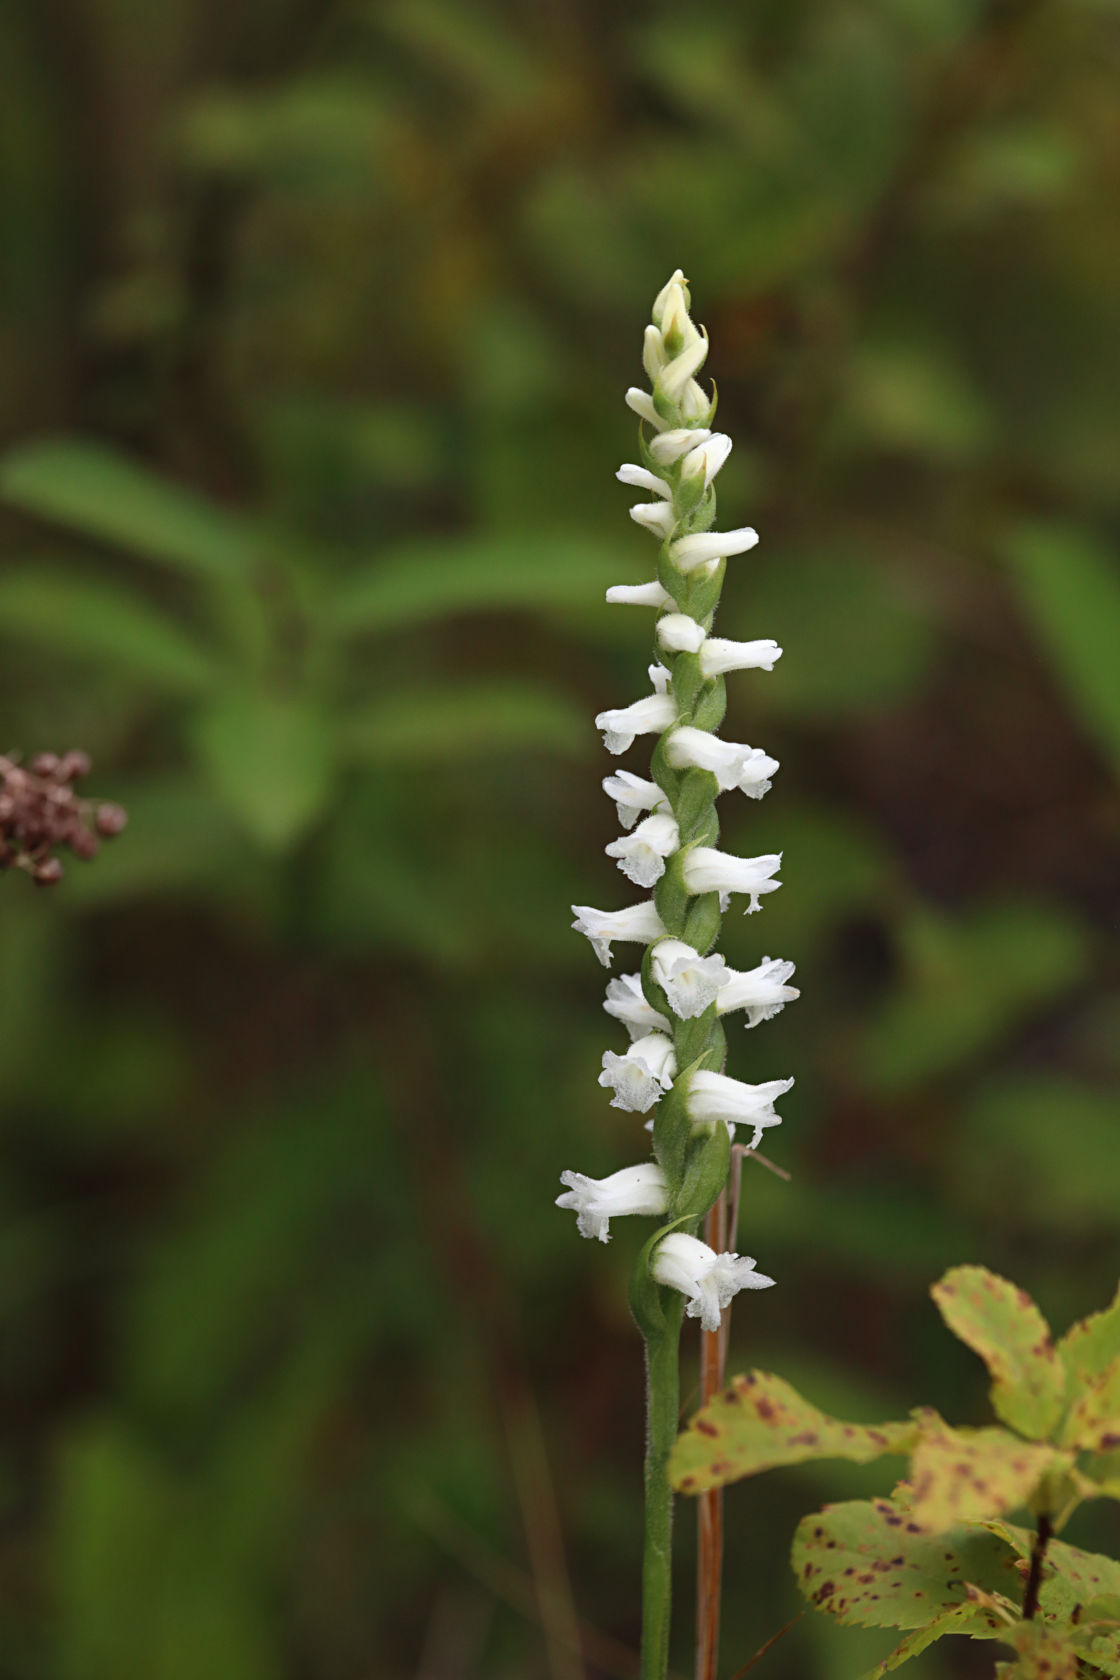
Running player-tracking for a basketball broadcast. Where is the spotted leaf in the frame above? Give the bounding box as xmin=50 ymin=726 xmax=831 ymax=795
xmin=1059 ymin=1354 xmax=1120 ymax=1452
xmin=791 ymin=1493 xmax=1022 ymax=1631
xmin=669 ymin=1371 xmax=916 ymax=1494
xmin=908 ymin=1414 xmax=1070 ymax=1531
xmin=1058 ymin=1284 xmax=1120 ymax=1393
xmin=931 ymin=1268 xmax=1066 ymax=1439
xmin=983 ymin=1521 xmax=1120 ymax=1676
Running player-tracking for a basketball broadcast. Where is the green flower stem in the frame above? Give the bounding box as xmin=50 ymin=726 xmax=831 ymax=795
xmin=641 ymin=1295 xmax=686 ymax=1680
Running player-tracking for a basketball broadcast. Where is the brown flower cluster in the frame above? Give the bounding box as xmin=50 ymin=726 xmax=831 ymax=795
xmin=0 ymin=751 xmax=127 ymax=885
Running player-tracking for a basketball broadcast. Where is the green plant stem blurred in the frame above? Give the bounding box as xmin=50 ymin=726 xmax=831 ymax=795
xmin=642 ymin=1300 xmax=685 ymax=1680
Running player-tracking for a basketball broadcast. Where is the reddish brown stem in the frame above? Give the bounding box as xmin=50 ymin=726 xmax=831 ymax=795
xmin=696 ymin=1191 xmax=729 ymax=1680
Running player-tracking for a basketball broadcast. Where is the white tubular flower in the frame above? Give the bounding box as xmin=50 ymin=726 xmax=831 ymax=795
xmin=556 ymin=1162 xmax=669 ymax=1243
xmin=656 ymin=613 xmax=707 ymax=655
xmin=681 ymin=847 xmax=782 ymax=913
xmin=642 ymin=325 xmax=667 ymax=382
xmin=604 ymin=973 xmax=671 ymax=1040
xmin=605 ymin=811 xmax=680 ymax=887
xmin=657 ymin=331 xmax=709 ymax=404
xmin=698 ymin=637 xmax=783 ymax=677
xmin=686 ymin=1069 xmax=793 ymax=1149
xmin=625 ymin=387 xmax=667 ymax=430
xmin=630 ymin=501 xmax=676 ymax=539
xmin=680 ymin=380 xmax=712 ymax=423
xmin=596 ymin=692 xmax=677 ymax=755
xmin=717 ymin=957 xmax=800 ymax=1028
xmin=651 ymin=1232 xmax=775 ymax=1332
xmin=599 ymin=1031 xmax=677 ymax=1112
xmin=664 ymin=726 xmax=779 ymax=797
xmin=571 ymin=900 xmax=668 ymax=967
xmin=651 ymin=938 xmax=728 ymax=1019
xmin=648 ymin=662 xmax=671 ymax=693
xmin=671 ymin=527 xmax=759 ymax=575
xmin=617 ymin=463 xmax=672 ymax=499
xmin=649 ymin=427 xmax=712 ymax=466
xmin=605 ymin=581 xmax=675 ymax=609
xmin=681 ymin=432 xmax=732 ymax=490
xmin=602 ymin=769 xmax=668 ymax=830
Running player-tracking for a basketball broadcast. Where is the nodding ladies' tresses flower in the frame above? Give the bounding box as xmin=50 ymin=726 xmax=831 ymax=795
xmin=556 ymin=1162 xmax=669 ymax=1243
xmin=571 ymin=899 xmax=668 ymax=967
xmin=656 ymin=613 xmax=707 ymax=655
xmin=686 ymin=1069 xmax=794 ymax=1150
xmin=629 ymin=500 xmax=676 ymax=539
xmin=596 ymin=690 xmax=677 ymax=755
xmin=605 ymin=580 xmax=675 ymax=609
xmin=680 ymin=431 xmax=732 ymax=491
xmin=605 ymin=811 xmax=680 ymax=887
xmin=681 ymin=846 xmax=783 ymax=913
xmin=664 ymin=726 xmax=778 ymax=797
xmin=651 ymin=1232 xmax=775 ymax=1332
xmin=616 ymin=463 xmax=671 ymax=499
xmin=599 ymin=1031 xmax=677 ymax=1112
xmin=717 ymin=956 xmax=800 ymax=1028
xmin=648 ymin=426 xmax=711 ymax=466
xmin=603 ymin=769 xmax=669 ymax=830
xmin=604 ymin=972 xmax=671 ymax=1040
xmin=699 ymin=636 xmax=783 ymax=677
xmin=671 ymin=525 xmax=759 ymax=575
xmin=651 ymin=938 xmax=729 ymax=1020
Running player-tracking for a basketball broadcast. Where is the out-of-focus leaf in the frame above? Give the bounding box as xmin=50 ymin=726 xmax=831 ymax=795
xmin=63 ymin=778 xmax=246 ymax=906
xmin=191 ymin=692 xmax=332 ymax=849
xmin=1001 ymin=521 xmax=1120 ymax=776
xmin=343 ymin=681 xmax=585 ymax=761
xmin=670 ymin=1370 xmax=914 ymax=1495
xmin=0 ymin=439 xmax=256 ymax=580
xmin=956 ymin=1077 xmax=1120 ymax=1231
xmin=1060 ymin=1285 xmax=1120 ymax=1392
xmin=931 ymin=1267 xmax=1065 ymax=1439
xmin=1003 ymin=1623 xmax=1080 ymax=1679
xmin=54 ymin=1422 xmax=174 ymax=1680
xmin=0 ymin=568 xmax=222 ymax=692
xmin=1059 ymin=1355 xmax=1120 ymax=1452
xmin=744 ymin=550 xmax=936 ymax=718
xmin=929 ymin=126 xmax=1081 ymax=221
xmin=842 ymin=342 xmax=992 ymax=460
xmin=856 ymin=1604 xmax=987 ymax=1680
xmin=908 ymin=1416 xmax=1066 ymax=1528
xmin=862 ymin=901 xmax=1086 ymax=1090
xmin=327 ymin=533 xmax=639 ymax=635
xmin=374 ymin=0 xmax=544 ymax=105
xmin=791 ymin=1493 xmax=1013 ymax=1630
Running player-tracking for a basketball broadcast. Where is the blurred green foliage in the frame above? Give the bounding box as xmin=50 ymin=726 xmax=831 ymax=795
xmin=1 ymin=0 xmax=1119 ymax=1676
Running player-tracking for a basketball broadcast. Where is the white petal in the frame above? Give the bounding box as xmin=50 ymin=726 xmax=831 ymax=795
xmin=629 ymin=501 xmax=676 ymax=538
xmin=657 ymin=613 xmax=707 ymax=654
xmin=616 ymin=463 xmax=672 ymax=499
xmin=605 ymin=581 xmax=675 ymax=609
xmin=671 ymin=527 xmax=759 ymax=573
xmin=699 ymin=637 xmax=782 ymax=677
xmin=625 ymin=387 xmax=666 ymax=430
xmin=649 ymin=427 xmax=711 ymax=465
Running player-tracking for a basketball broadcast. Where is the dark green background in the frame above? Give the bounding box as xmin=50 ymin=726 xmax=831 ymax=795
xmin=0 ymin=1 xmax=1118 ymax=1675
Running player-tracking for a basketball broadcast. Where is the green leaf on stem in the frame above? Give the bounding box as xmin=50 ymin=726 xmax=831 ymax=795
xmin=192 ymin=692 xmax=333 ymax=850
xmin=0 ymin=438 xmax=256 ymax=580
xmin=670 ymin=1371 xmax=916 ymax=1494
xmin=341 ymin=681 xmax=584 ymax=762
xmin=982 ymin=1521 xmax=1120 ymax=1675
xmin=857 ymin=1603 xmax=998 ymax=1680
xmin=1058 ymin=1284 xmax=1120 ymax=1393
xmin=930 ymin=1267 xmax=1066 ymax=1439
xmin=1059 ymin=1356 xmax=1120 ymax=1453
xmin=0 ymin=567 xmax=223 ymax=693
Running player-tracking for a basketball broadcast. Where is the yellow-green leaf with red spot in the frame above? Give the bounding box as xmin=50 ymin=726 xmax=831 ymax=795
xmin=669 ymin=1370 xmax=916 ymax=1494
xmin=931 ymin=1267 xmax=1066 ymax=1439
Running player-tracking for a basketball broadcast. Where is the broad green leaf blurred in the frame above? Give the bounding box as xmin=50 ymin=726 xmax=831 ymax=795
xmin=744 ymin=549 xmax=937 ymax=718
xmin=842 ymin=342 xmax=992 ymax=460
xmin=0 ymin=439 xmax=256 ymax=581
xmin=191 ymin=692 xmax=333 ymax=849
xmin=862 ymin=901 xmax=1087 ymax=1090
xmin=62 ymin=779 xmax=246 ymax=906
xmin=327 ymin=532 xmax=640 ymax=636
xmin=955 ymin=1076 xmax=1120 ymax=1231
xmin=1002 ymin=521 xmax=1120 ymax=776
xmin=0 ymin=567 xmax=223 ymax=692
xmin=343 ymin=680 xmax=585 ymax=762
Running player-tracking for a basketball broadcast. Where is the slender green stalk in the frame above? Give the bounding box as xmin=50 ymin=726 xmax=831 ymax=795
xmin=642 ymin=1299 xmax=685 ymax=1680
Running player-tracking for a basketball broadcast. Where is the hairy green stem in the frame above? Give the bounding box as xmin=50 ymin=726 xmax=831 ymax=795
xmin=642 ymin=1298 xmax=686 ymax=1680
